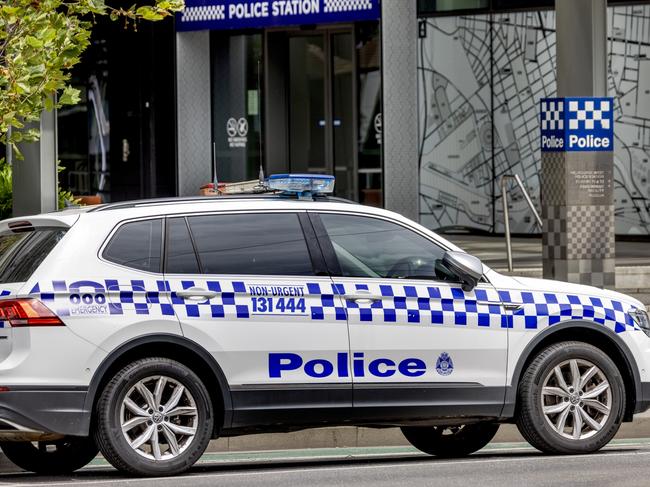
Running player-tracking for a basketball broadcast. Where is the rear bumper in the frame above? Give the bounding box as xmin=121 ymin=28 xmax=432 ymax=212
xmin=0 ymin=387 xmax=90 ymax=437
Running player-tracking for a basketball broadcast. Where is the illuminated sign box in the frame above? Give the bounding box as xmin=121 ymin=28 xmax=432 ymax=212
xmin=540 ymin=97 xmax=614 ymax=152
xmin=177 ymin=0 xmax=381 ymax=31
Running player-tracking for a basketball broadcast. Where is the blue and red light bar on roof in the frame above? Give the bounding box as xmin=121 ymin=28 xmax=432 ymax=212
xmin=267 ymin=174 xmax=335 ymax=196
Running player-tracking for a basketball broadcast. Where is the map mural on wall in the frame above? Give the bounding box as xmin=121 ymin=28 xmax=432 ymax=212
xmin=418 ymin=6 xmax=650 ymax=235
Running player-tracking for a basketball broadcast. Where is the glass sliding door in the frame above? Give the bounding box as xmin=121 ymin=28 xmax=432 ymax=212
xmin=288 ymin=36 xmax=327 ymax=174
xmin=287 ymin=29 xmax=356 ymax=200
xmin=331 ymin=32 xmax=355 ymax=200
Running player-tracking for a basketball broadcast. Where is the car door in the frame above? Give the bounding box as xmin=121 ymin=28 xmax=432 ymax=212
xmin=311 ymin=211 xmax=508 ymax=418
xmin=163 ymin=211 xmax=351 ymax=427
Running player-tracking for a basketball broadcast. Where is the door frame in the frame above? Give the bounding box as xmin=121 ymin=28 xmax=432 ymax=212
xmin=263 ymin=26 xmax=359 ymax=200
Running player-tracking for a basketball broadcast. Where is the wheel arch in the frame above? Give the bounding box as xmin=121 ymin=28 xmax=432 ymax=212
xmin=84 ymin=334 xmax=233 ymax=437
xmin=503 ymin=321 xmax=641 ymax=422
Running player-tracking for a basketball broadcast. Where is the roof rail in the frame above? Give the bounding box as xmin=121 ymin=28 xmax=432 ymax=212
xmin=89 ymin=194 xmax=356 ymax=212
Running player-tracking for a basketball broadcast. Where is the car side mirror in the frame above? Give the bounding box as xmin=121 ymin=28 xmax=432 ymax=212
xmin=442 ymin=251 xmax=483 ymax=292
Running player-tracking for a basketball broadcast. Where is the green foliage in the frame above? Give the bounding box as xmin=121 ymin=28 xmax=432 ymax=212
xmin=0 ymin=162 xmax=83 ymax=220
xmin=58 ymin=188 xmax=81 ymax=209
xmin=0 ymin=0 xmax=184 ymax=159
xmin=0 ymin=163 xmax=13 ymax=220
xmin=56 ymin=163 xmax=81 ymax=209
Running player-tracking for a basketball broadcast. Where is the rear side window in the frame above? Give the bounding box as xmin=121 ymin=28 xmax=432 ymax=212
xmin=103 ymin=219 xmax=162 ymax=273
xmin=0 ymin=229 xmax=67 ymax=284
xmin=186 ymin=213 xmax=314 ymax=276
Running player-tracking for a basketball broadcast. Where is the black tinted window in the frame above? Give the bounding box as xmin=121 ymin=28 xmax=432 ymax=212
xmin=0 ymin=229 xmax=67 ymax=284
xmin=103 ymin=219 xmax=162 ymax=273
xmin=187 ymin=213 xmax=314 ymax=275
xmin=166 ymin=217 xmax=200 ymax=274
xmin=320 ymin=213 xmax=453 ymax=280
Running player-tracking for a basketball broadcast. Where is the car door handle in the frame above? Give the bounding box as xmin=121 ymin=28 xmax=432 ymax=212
xmin=175 ymin=288 xmax=219 ymax=300
xmin=344 ymin=293 xmax=382 ymax=305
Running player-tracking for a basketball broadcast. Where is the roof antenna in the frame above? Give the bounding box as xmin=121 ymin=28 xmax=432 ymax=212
xmin=212 ymin=141 xmax=218 ymax=194
xmin=254 ymin=57 xmax=268 ymax=193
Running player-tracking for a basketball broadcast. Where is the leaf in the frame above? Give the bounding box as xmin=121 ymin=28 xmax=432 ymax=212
xmin=11 ymin=144 xmax=24 ymax=162
xmin=8 ymin=130 xmax=22 ymax=143
xmin=58 ymin=86 xmax=80 ymax=105
xmin=26 ymin=36 xmax=44 ymax=49
xmin=136 ymin=6 xmax=164 ymax=21
xmin=42 ymin=28 xmax=57 ymax=44
xmin=1 ymin=6 xmax=19 ymax=15
xmin=44 ymin=96 xmax=54 ymax=111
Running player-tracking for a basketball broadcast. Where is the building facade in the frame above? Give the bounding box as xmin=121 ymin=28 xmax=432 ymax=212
xmin=418 ymin=1 xmax=650 ymax=235
xmin=56 ymin=0 xmax=650 ymax=236
xmin=175 ymin=0 xmax=383 ymax=207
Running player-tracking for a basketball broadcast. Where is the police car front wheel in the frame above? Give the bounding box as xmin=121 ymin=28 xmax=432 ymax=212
xmin=400 ymin=423 xmax=500 ymax=457
xmin=93 ymin=357 xmax=214 ymax=477
xmin=516 ymin=341 xmax=625 ymax=454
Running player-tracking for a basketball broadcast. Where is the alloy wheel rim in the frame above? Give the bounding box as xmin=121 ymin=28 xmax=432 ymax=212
xmin=540 ymin=359 xmax=612 ymax=440
xmin=120 ymin=375 xmax=198 ymax=461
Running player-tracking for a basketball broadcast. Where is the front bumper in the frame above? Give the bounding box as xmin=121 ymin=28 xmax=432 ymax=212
xmin=0 ymin=387 xmax=90 ymax=438
xmin=635 ymin=382 xmax=650 ymax=414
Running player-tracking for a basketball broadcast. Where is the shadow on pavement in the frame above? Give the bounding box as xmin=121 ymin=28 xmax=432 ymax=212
xmin=0 ymin=447 xmax=641 ymax=484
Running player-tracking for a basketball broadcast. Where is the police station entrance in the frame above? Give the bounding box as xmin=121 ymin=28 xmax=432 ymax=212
xmin=265 ymin=28 xmax=356 ymax=200
xmin=199 ymin=0 xmax=381 ymax=204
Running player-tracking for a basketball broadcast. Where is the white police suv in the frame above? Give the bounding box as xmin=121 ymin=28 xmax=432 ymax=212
xmin=0 ymin=174 xmax=647 ymax=477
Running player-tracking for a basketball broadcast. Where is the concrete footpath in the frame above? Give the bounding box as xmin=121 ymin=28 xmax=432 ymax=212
xmin=448 ymin=234 xmax=650 ymax=305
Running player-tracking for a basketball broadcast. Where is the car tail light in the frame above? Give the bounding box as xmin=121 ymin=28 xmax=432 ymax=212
xmin=0 ymin=299 xmax=64 ymax=327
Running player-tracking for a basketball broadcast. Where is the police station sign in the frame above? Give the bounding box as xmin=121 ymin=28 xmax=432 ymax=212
xmin=540 ymin=97 xmax=614 ymax=152
xmin=177 ymin=0 xmax=380 ymax=32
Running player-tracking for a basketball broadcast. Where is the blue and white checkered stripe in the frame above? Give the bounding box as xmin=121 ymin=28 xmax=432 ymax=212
xmin=502 ymin=290 xmax=635 ymax=333
xmin=567 ymin=99 xmax=611 ymax=131
xmin=169 ymin=280 xmax=250 ymax=319
xmin=319 ymin=282 xmax=507 ymax=328
xmin=17 ymin=280 xmax=640 ymax=335
xmin=541 ymin=99 xmax=564 ymax=131
xmin=28 ymin=280 xmax=174 ymax=318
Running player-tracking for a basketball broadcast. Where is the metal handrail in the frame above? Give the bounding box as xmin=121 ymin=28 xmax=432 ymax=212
xmin=501 ymin=174 xmax=543 ymax=272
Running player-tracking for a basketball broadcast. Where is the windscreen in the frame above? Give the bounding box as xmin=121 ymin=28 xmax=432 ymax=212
xmin=0 ymin=229 xmax=67 ymax=284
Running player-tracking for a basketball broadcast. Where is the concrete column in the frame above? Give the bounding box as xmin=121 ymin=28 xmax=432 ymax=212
xmin=381 ymin=0 xmax=418 ymax=221
xmin=176 ymin=31 xmax=212 ymax=197
xmin=542 ymin=0 xmax=614 ymax=288
xmin=13 ymin=107 xmax=58 ymax=216
xmin=556 ymin=0 xmax=607 ymax=97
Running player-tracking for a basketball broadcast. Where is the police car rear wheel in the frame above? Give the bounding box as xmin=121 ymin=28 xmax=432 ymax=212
xmin=94 ymin=358 xmax=214 ymax=477
xmin=516 ymin=341 xmax=625 ymax=454
xmin=0 ymin=437 xmax=99 ymax=474
xmin=400 ymin=423 xmax=499 ymax=457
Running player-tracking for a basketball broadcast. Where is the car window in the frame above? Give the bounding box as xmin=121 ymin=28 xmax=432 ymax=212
xmin=166 ymin=217 xmax=200 ymax=274
xmin=103 ymin=219 xmax=162 ymax=273
xmin=186 ymin=213 xmax=314 ymax=276
xmin=0 ymin=229 xmax=67 ymax=284
xmin=319 ymin=213 xmax=456 ymax=281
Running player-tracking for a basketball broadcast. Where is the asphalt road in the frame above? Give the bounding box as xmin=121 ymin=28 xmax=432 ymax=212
xmin=0 ymin=441 xmax=649 ymax=487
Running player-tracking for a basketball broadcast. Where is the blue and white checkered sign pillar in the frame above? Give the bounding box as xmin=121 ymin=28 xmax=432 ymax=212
xmin=540 ymin=97 xmax=615 ymax=288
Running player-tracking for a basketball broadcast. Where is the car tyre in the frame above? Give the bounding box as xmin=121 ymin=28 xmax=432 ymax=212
xmin=516 ymin=341 xmax=625 ymax=454
xmin=94 ymin=357 xmax=214 ymax=477
xmin=0 ymin=437 xmax=99 ymax=474
xmin=401 ymin=422 xmax=499 ymax=457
